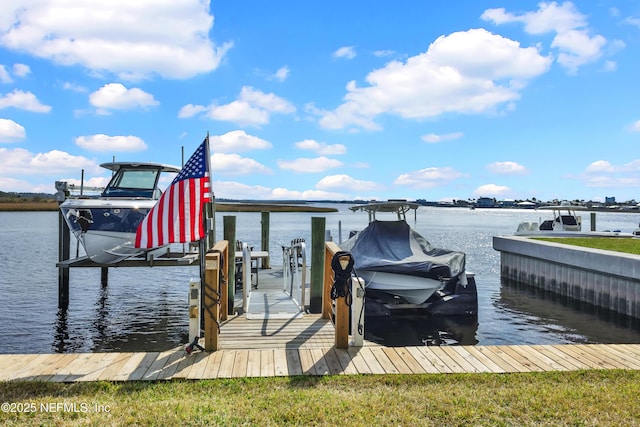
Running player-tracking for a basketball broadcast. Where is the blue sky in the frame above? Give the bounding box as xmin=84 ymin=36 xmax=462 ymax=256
xmin=1 ymin=1 xmax=639 ymax=202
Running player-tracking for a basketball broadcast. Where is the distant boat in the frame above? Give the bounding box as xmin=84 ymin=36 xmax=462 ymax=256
xmin=515 ymin=203 xmax=633 ymax=237
xmin=59 ymin=162 xmax=181 ymax=264
xmin=341 ymin=201 xmax=477 ymax=313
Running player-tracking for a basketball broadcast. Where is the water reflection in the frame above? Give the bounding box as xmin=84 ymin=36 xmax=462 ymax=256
xmin=499 ymin=279 xmax=640 ymax=344
xmin=364 ymin=307 xmax=479 ymax=346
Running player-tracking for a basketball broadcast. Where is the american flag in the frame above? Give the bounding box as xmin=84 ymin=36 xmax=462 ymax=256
xmin=135 ymin=137 xmax=212 ymax=248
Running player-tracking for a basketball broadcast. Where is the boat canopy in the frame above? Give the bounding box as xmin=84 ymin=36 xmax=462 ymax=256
xmin=349 ymin=201 xmax=420 ymax=222
xmin=340 ymin=220 xmax=465 ymax=280
xmin=100 ymin=162 xmax=181 ymax=199
xmin=99 ymin=162 xmax=181 ymax=173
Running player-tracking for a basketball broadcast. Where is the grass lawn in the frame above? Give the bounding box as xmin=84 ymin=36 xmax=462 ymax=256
xmin=536 ymin=237 xmax=640 ymax=255
xmin=2 ymin=372 xmax=640 ymax=426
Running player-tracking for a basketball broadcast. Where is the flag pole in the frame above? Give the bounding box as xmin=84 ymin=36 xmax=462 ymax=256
xmin=205 ymin=132 xmax=215 ymax=247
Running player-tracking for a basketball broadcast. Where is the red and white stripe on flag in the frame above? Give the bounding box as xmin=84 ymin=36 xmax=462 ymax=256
xmin=135 ymin=138 xmax=211 ymax=249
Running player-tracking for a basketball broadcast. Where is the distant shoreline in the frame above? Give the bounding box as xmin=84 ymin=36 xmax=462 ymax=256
xmin=0 ymin=201 xmax=338 ymax=213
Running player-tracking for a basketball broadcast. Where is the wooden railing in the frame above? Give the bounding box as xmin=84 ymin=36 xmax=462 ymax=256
xmin=203 ymin=240 xmax=229 ymax=351
xmin=322 ymin=241 xmax=349 ymax=348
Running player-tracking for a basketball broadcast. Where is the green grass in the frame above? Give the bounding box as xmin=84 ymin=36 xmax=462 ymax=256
xmin=535 ymin=237 xmax=640 ymax=255
xmin=2 ymin=372 xmax=640 ymax=426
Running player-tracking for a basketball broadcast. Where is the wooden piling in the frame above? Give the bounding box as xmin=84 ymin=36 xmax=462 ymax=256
xmin=322 ymin=241 xmax=349 ymax=348
xmin=100 ymin=267 xmax=108 ymax=286
xmin=57 ymin=207 xmax=70 ymax=309
xmin=223 ymin=216 xmax=236 ymax=315
xmin=203 ymin=251 xmax=220 ymax=351
xmin=261 ymin=211 xmax=270 ymax=269
xmin=590 ymin=212 xmax=596 ymax=232
xmin=310 ymin=217 xmax=326 ymax=313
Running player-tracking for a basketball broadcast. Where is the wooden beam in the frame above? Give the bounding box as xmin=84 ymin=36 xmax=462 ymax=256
xmin=204 ymin=252 xmax=220 ymax=351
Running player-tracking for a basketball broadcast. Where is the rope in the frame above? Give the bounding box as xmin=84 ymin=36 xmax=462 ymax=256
xmin=330 ymin=251 xmax=354 ymax=306
xmin=201 ymin=248 xmax=227 ymax=334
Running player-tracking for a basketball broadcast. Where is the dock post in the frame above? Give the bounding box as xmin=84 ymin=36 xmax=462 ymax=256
xmin=223 ymin=216 xmax=236 ymax=315
xmin=100 ymin=267 xmax=108 ymax=286
xmin=57 ymin=205 xmax=70 ymax=309
xmin=261 ymin=211 xmax=270 ymax=269
xmin=203 ymin=251 xmax=220 ymax=351
xmin=591 ymin=212 xmax=596 ymax=231
xmin=310 ymin=217 xmax=326 ymax=313
xmin=350 ymin=277 xmax=365 ymax=347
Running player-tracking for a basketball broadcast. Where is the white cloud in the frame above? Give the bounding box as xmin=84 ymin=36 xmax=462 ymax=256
xmin=486 ymin=161 xmax=528 ymax=175
xmin=211 ymin=180 xmax=347 ymax=201
xmin=0 ymin=89 xmax=51 ymax=113
xmin=422 ymin=132 xmax=463 ymax=143
xmin=318 ymin=28 xmax=551 ymax=130
xmin=585 ymin=160 xmax=615 ymax=173
xmin=374 ymin=50 xmax=396 ymax=57
xmin=295 ymin=139 xmax=347 ymax=155
xmin=277 ymin=156 xmax=343 ymax=173
xmin=473 ymin=183 xmax=511 ymax=197
xmin=0 ymin=147 xmax=99 ymax=177
xmin=75 ymin=134 xmax=148 ymax=152
xmin=394 ymin=167 xmax=464 ymax=188
xmin=89 ymin=83 xmax=159 ymax=113
xmin=63 ymin=82 xmax=88 ymax=93
xmin=315 ymin=174 xmax=379 ymax=191
xmin=272 ymin=66 xmax=290 ymax=82
xmin=0 ymin=65 xmax=11 ymax=83
xmin=209 ymin=130 xmax=272 ymax=153
xmin=629 ymin=120 xmax=640 ymax=132
xmin=178 ymin=104 xmax=208 ymax=118
xmin=0 ymin=118 xmax=26 ymax=142
xmin=0 ymin=1 xmax=232 ymax=80
xmin=181 ymin=86 xmax=295 ymax=126
xmin=12 ymin=63 xmax=30 ymax=77
xmin=577 ymin=159 xmax=640 ymax=189
xmin=211 ymin=152 xmax=272 ymax=176
xmin=482 ymin=2 xmax=608 ymax=74
xmin=271 ymin=187 xmax=347 ymax=200
xmin=333 ymin=46 xmax=356 ymax=59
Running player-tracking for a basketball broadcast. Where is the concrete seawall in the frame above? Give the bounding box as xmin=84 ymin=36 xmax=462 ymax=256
xmin=493 ymin=236 xmax=640 ymax=319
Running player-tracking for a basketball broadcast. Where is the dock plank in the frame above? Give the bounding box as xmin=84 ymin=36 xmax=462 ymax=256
xmin=232 ymin=350 xmax=249 ymax=378
xmin=260 ymin=349 xmax=275 ymax=377
xmin=156 ymin=350 xmax=187 ymax=380
xmin=347 ymin=347 xmax=374 ymax=374
xmin=298 ymin=349 xmax=316 ymax=375
xmin=285 ymin=349 xmax=303 ymax=376
xmin=309 ymin=348 xmax=330 ymax=376
xmin=245 ymin=348 xmax=262 ymax=377
xmin=334 ymin=348 xmax=359 ymax=375
xmin=273 ymin=349 xmax=288 ymax=377
xmin=450 ymin=346 xmax=498 ymax=373
xmin=381 ymin=348 xmax=413 ymax=374
xmin=202 ymin=350 xmax=224 ymax=379
xmin=358 ymin=347 xmax=385 ymax=374
xmin=426 ymin=347 xmax=464 ymax=373
xmin=440 ymin=346 xmax=481 ymax=373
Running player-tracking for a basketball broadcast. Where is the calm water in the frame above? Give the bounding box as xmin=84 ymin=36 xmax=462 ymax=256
xmin=1 ymin=205 xmax=640 ymax=353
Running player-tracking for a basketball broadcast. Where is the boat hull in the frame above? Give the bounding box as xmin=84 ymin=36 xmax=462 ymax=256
xmin=357 ymin=270 xmax=443 ymax=305
xmin=60 ymin=198 xmax=163 ymax=264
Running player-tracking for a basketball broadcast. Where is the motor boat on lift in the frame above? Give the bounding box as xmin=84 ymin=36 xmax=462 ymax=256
xmin=515 ymin=202 xmax=633 ymax=237
xmin=58 ymin=162 xmax=181 ymax=264
xmin=340 ymin=201 xmax=477 ymax=314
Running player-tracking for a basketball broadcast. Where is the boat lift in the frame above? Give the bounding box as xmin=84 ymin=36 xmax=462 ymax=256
xmin=349 ymin=200 xmax=419 ymax=222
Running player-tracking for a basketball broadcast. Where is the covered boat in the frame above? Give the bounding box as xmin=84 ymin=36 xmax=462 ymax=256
xmin=340 ymin=202 xmax=473 ymax=308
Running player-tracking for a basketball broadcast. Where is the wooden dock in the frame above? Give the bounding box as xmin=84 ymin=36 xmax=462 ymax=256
xmin=4 ymin=259 xmax=639 ymax=382
xmin=2 ymin=340 xmax=640 ymax=382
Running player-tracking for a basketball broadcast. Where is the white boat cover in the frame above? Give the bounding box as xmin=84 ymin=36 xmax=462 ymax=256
xmin=340 ymin=220 xmax=466 ymax=279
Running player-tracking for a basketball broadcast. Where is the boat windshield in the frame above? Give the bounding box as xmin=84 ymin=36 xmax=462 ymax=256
xmin=101 ymin=168 xmax=162 ymax=199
